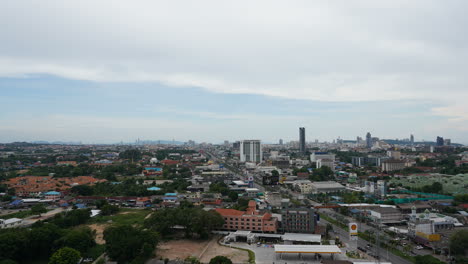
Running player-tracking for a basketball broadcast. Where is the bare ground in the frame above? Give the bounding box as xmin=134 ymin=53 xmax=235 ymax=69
xmin=156 ymin=237 xmax=249 ymax=264
xmin=88 ymin=223 xmax=108 ymax=244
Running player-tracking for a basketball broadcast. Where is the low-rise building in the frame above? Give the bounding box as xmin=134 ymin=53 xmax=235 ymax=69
xmin=368 ymin=207 xmax=403 ymax=224
xmin=310 ymin=181 xmax=345 ymax=194
xmin=293 ymin=180 xmax=313 ymax=194
xmin=0 ymin=218 xmax=23 ymax=229
xmin=381 ymin=159 xmax=406 ymax=172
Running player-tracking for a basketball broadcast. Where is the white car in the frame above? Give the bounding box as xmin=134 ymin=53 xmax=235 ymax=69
xmin=415 ymin=246 xmax=424 ymax=250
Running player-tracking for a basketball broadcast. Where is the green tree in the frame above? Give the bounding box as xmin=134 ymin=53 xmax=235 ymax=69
xmin=209 ymin=256 xmax=232 ymax=264
xmin=70 ymin=185 xmax=93 ymax=196
xmin=450 ymin=229 xmax=468 ymax=256
xmin=228 ymin=191 xmax=239 ymax=202
xmin=104 ymin=225 xmax=158 ymax=264
xmin=48 ymin=247 xmax=81 ymax=264
xmin=54 ymin=227 xmax=96 ymax=255
xmin=100 ymin=204 xmax=120 ymax=216
xmin=31 ymin=204 xmax=47 ymax=217
xmin=119 ymin=149 xmax=142 ymax=162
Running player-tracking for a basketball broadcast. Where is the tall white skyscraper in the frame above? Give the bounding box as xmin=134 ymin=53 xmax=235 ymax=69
xmin=240 ymin=140 xmax=262 ymax=163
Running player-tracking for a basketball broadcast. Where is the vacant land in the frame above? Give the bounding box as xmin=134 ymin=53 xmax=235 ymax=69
xmin=90 ymin=208 xmax=152 ymax=226
xmin=390 ymin=173 xmax=468 ymax=194
xmin=156 ymin=237 xmax=249 ymax=264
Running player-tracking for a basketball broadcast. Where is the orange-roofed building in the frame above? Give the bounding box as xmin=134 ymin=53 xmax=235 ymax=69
xmin=3 ymin=175 xmax=106 ymax=197
xmin=161 ymin=159 xmax=179 ymax=166
xmin=215 ymin=200 xmax=278 ymax=233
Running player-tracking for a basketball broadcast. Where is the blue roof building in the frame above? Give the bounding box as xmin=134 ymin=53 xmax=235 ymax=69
xmin=44 ymin=191 xmax=61 ymax=195
xmin=147 ymin=187 xmax=162 ymax=191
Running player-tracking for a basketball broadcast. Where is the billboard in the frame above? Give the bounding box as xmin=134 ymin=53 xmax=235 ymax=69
xmin=349 ymin=223 xmax=358 ymax=240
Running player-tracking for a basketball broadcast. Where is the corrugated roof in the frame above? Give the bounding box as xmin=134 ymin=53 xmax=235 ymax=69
xmin=274 ymin=245 xmax=341 ymax=254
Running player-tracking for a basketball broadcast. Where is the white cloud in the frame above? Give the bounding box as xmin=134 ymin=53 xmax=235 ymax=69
xmin=0 ymin=0 xmax=467 ymax=129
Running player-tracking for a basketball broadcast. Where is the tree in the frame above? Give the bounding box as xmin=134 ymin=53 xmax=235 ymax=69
xmin=100 ymin=204 xmax=119 ymax=216
xmin=450 ymin=229 xmax=468 ymax=256
xmin=70 ymin=185 xmax=93 ymax=196
xmin=31 ymin=204 xmax=47 ymax=217
xmin=209 ymin=256 xmax=232 ymax=264
xmin=119 ymin=149 xmax=142 ymax=162
xmin=104 ymin=225 xmax=158 ymax=264
xmin=228 ymin=191 xmax=239 ymax=202
xmin=54 ymin=227 xmax=96 ymax=255
xmin=48 ymin=247 xmax=81 ymax=264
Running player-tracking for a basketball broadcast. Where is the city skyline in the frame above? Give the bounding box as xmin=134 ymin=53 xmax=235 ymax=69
xmin=1 ymin=1 xmax=468 ymax=144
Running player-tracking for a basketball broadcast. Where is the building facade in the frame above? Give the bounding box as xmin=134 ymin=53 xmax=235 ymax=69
xmin=281 ymin=199 xmax=316 ymax=233
xmin=299 ymin=127 xmax=306 ymax=153
xmin=240 ymin=140 xmax=262 ymax=163
xmin=215 ymin=200 xmax=278 ymax=233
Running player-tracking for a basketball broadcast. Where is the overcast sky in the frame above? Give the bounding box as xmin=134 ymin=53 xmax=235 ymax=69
xmin=1 ymin=1 xmax=467 ymax=144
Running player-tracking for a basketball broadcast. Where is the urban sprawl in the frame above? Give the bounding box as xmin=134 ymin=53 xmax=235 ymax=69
xmin=0 ymin=130 xmax=467 ymax=264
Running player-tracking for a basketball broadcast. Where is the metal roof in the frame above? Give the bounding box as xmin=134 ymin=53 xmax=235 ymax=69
xmin=274 ymin=245 xmax=341 ymax=254
xmin=282 ymin=233 xmax=321 ymax=243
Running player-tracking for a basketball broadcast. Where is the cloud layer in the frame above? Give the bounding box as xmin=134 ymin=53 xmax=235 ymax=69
xmin=0 ymin=1 xmax=467 ymax=142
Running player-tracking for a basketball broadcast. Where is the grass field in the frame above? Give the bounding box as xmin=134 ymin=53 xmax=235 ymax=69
xmin=90 ymin=208 xmax=152 ymax=226
xmin=389 ymin=173 xmax=468 ymax=195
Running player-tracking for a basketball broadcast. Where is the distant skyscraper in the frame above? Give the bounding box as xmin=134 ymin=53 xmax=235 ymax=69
xmin=299 ymin=127 xmax=306 ymax=153
xmin=279 ymin=139 xmax=283 ymax=145
xmin=240 ymin=140 xmax=262 ymax=163
xmin=436 ymin=136 xmax=444 ymax=146
xmin=366 ymin=132 xmax=372 ymax=148
xmin=410 ymin=134 xmax=414 ymax=145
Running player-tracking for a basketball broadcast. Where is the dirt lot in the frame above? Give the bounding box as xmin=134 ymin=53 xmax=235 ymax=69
xmin=88 ymin=224 xmax=107 ymax=244
xmin=156 ymin=237 xmax=249 ymax=263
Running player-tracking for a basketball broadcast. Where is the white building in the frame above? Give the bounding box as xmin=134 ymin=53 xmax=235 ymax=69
xmin=0 ymin=218 xmax=23 ymax=229
xmin=310 ymin=152 xmax=335 ymax=162
xmin=240 ymin=140 xmax=262 ymax=163
xmin=293 ymin=180 xmax=313 ymax=194
xmin=310 ymin=181 xmax=345 ymax=193
xmin=316 ymin=158 xmax=335 ymax=171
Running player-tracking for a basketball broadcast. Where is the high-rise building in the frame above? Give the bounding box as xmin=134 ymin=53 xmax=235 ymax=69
xmin=240 ymin=140 xmax=262 ymax=163
xmin=279 ymin=139 xmax=283 ymax=145
xmin=410 ymin=134 xmax=414 ymax=145
xmin=444 ymin=139 xmax=451 ymax=146
xmin=366 ymin=132 xmax=372 ymax=148
xmin=299 ymin=127 xmax=306 ymax=153
xmin=436 ymin=136 xmax=444 ymax=146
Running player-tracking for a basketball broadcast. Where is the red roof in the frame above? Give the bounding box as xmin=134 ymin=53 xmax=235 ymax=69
xmin=161 ymin=159 xmax=179 ymax=165
xmin=215 ymin=208 xmax=244 ymax=216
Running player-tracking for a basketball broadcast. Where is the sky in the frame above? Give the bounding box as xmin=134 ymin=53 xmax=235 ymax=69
xmin=0 ymin=1 xmax=467 ymax=144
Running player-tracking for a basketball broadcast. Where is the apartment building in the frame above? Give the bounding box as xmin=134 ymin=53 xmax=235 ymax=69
xmin=215 ymin=200 xmax=278 ymax=233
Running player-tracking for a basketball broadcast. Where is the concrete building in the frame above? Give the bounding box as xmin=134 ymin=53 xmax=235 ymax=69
xmin=215 ymin=200 xmax=278 ymax=233
xmin=310 ymin=181 xmax=345 ymax=194
xmin=240 ymin=140 xmax=262 ymax=163
xmin=366 ymin=132 xmax=372 ymax=148
xmin=310 ymin=152 xmax=335 ymax=162
xmin=281 ymin=199 xmax=316 ymax=233
xmin=265 ymin=192 xmax=282 ymax=208
xmin=299 ymin=127 xmax=306 ymax=153
xmin=316 ymin=158 xmax=335 ymax=171
xmin=381 ymin=159 xmax=406 ymax=172
xmin=368 ymin=207 xmax=403 ymax=224
xmin=293 ymin=180 xmax=313 ymax=194
xmin=386 ymin=151 xmax=401 ymax=160
xmin=0 ymin=218 xmax=23 ymax=229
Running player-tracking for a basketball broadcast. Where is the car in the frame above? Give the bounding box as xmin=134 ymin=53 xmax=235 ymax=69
xmin=415 ymin=245 xmax=424 ymax=250
xmin=256 ymin=242 xmax=261 ymax=247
